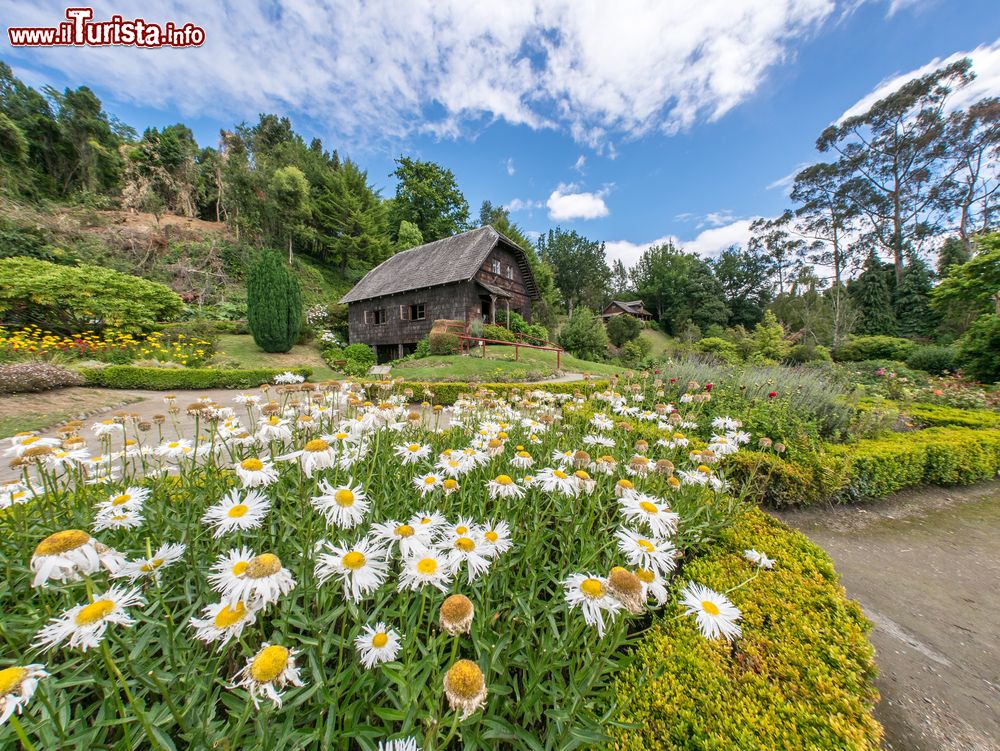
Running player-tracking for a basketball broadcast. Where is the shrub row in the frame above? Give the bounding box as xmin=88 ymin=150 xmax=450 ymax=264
xmin=81 ymin=365 xmax=312 ymax=390
xmin=0 ymin=361 xmax=84 ymax=394
xmin=611 ymin=507 xmax=881 ymax=750
xmin=902 ymin=402 xmax=1000 ymax=430
xmin=360 ymin=379 xmax=612 ymax=405
xmin=728 ymin=426 xmax=1000 ymax=505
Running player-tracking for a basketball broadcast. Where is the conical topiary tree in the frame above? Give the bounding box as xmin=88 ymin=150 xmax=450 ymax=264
xmin=246 ymin=249 xmax=303 ymax=353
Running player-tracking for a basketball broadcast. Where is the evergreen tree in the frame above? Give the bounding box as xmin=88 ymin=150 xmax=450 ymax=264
xmin=937 ymin=237 xmax=971 ymax=277
xmin=247 ymin=249 xmax=302 ymax=353
xmin=850 ymin=251 xmax=897 ymax=335
xmin=894 ymin=255 xmax=938 ymax=338
xmin=396 ymin=220 xmax=424 ymax=250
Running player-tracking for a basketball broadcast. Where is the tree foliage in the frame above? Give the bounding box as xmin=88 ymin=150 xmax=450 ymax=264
xmin=536 ymin=228 xmax=610 ymax=315
xmin=246 ymin=250 xmax=302 ymax=353
xmin=389 ymin=157 xmax=469 ymax=242
xmin=630 ymin=242 xmax=727 ymax=335
xmin=711 ymin=245 xmax=775 ymax=328
xmin=605 ymin=313 xmax=643 ymax=347
xmin=557 ymin=307 xmax=609 ymax=362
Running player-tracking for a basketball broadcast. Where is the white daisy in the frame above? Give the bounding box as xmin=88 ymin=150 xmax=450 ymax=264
xmin=377 ymin=738 xmax=420 ymax=751
xmin=310 ymin=479 xmax=369 ymax=528
xmin=211 ymin=550 xmax=296 ymax=608
xmin=255 ymin=416 xmax=293 ymax=443
xmin=202 ymin=490 xmax=270 ymax=538
xmin=618 ymin=492 xmax=679 ymax=538
xmin=314 ymin=538 xmax=390 ymax=602
xmin=0 ymin=664 xmax=48 ymax=724
xmin=94 ymin=487 xmax=150 ymax=516
xmin=189 ymin=600 xmax=258 ymax=645
xmin=413 ymin=473 xmax=442 ymax=495
xmin=510 ymin=450 xmax=534 ymax=469
xmin=563 ymin=574 xmax=622 ymax=638
xmin=33 ymin=586 xmax=143 ymax=652
xmin=481 ymin=520 xmax=512 ymax=557
xmin=635 ymin=567 xmax=669 ymax=607
xmin=398 ymin=551 xmax=453 ymax=592
xmin=486 ymin=474 xmax=525 ymax=500
xmin=394 ymin=442 xmax=431 ymax=464
xmin=535 ymin=467 xmax=578 ymax=496
xmin=234 ymin=457 xmax=279 ymax=488
xmin=408 ymin=510 xmax=447 ymax=533
xmin=113 ymin=543 xmax=186 ymax=582
xmin=29 ymin=530 xmax=124 ymax=588
xmin=231 ymin=643 xmax=304 ymax=708
xmin=615 ymin=528 xmax=678 ymax=577
xmin=154 ymin=439 xmax=192 ymax=460
xmin=370 ymin=520 xmax=433 ymax=558
xmin=744 ymin=549 xmax=775 ymax=569
xmin=681 ymin=582 xmax=742 ymax=641
xmin=443 ymin=533 xmax=493 ymax=583
xmin=354 ymin=622 xmax=402 ymax=669
xmin=92 ymin=508 xmax=144 ymax=532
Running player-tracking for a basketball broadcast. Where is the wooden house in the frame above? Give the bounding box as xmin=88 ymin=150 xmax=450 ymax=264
xmin=340 ymin=226 xmax=540 ymax=362
xmin=600 ymin=299 xmax=653 ymax=322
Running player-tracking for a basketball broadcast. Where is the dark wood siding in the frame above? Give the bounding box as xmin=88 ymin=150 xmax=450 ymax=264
xmin=347 ymin=282 xmax=479 ymax=348
xmin=473 ymin=245 xmax=533 ymax=320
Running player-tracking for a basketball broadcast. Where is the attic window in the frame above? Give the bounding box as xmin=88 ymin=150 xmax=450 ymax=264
xmin=491 ymin=258 xmax=501 ymax=274
xmin=505 ymin=265 xmax=513 ymax=280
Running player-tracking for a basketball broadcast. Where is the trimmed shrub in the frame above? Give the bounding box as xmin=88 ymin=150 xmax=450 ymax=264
xmin=903 ymin=345 xmax=956 ymax=375
xmin=695 ymin=336 xmax=741 ymax=364
xmin=0 ymin=257 xmax=183 ymax=334
xmin=361 ymin=379 xmax=612 ymax=406
xmin=725 ymin=450 xmax=851 ymax=508
xmin=834 ymin=335 xmax=916 ymax=363
xmin=483 ymin=324 xmax=516 ymax=342
xmin=246 ymin=250 xmax=303 ymax=353
xmin=342 ymin=343 xmax=376 ymax=377
xmin=611 ymin=507 xmax=881 ymax=751
xmin=957 ymin=313 xmax=1000 ymax=383
xmin=0 ymin=361 xmax=84 ymax=394
xmin=606 ymin=314 xmax=643 ymax=347
xmin=429 ymin=320 xmax=462 ymax=355
xmin=557 ymin=307 xmax=609 ymax=362
xmin=81 ymin=365 xmax=311 ymax=390
xmin=904 ymin=403 xmax=1000 ymax=430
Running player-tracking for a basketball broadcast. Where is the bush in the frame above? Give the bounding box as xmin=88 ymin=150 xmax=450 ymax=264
xmin=695 ymin=336 xmax=741 ymax=364
xmin=429 ymin=320 xmax=463 ymax=355
xmin=414 ymin=336 xmax=430 ymax=358
xmin=246 ymin=250 xmax=303 ymax=353
xmin=957 ymin=313 xmax=1000 ymax=383
xmin=619 ymin=336 xmax=651 ymax=367
xmin=0 ymin=257 xmax=183 ymax=334
xmin=834 ymin=335 xmax=916 ymax=363
xmin=81 ymin=365 xmax=312 ymax=390
xmin=360 ymin=379 xmax=612 ymax=406
xmin=557 ymin=307 xmax=609 ymax=362
xmin=0 ymin=361 xmax=85 ymax=394
xmin=788 ymin=343 xmax=832 ymax=364
xmin=903 ymin=403 xmax=1000 ymax=430
xmin=611 ymin=507 xmax=881 ymax=751
xmin=724 ymin=450 xmax=851 ymax=507
xmin=606 ymin=314 xmax=643 ymax=347
xmin=156 ymin=320 xmax=219 ymax=358
xmin=321 ymin=346 xmax=344 ymax=369
xmin=483 ymin=323 xmax=516 ymax=342
xmin=342 ymin=343 xmax=376 ymax=377
xmin=904 ymin=345 xmax=957 ymax=375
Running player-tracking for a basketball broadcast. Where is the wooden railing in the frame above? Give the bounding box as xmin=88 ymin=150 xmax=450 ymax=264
xmin=459 ymin=334 xmax=563 ymax=370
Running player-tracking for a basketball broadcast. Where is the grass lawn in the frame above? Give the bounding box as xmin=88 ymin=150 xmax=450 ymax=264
xmin=0 ymin=387 xmax=143 ymax=436
xmin=640 ymin=327 xmax=674 ymax=357
xmin=389 ymin=344 xmax=624 ymax=382
xmin=213 ymin=335 xmax=342 ymax=380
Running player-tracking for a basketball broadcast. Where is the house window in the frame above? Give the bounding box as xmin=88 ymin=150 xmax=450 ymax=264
xmin=371 ymin=308 xmax=387 ymax=325
xmin=409 ymin=303 xmax=425 ymax=320
xmin=505 ymin=265 xmax=514 ymax=280
xmin=491 ymin=258 xmax=501 ymax=274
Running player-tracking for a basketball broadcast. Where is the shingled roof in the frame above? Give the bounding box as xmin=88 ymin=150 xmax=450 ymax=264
xmin=340 ymin=226 xmax=539 ymax=304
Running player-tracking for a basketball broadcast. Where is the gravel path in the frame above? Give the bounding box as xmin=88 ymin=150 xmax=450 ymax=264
xmin=775 ymin=482 xmax=1000 ymax=751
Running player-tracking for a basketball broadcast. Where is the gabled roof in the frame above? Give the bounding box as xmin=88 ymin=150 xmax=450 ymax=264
xmin=340 ymin=226 xmax=539 ymax=304
xmin=607 ymin=300 xmax=649 ymax=314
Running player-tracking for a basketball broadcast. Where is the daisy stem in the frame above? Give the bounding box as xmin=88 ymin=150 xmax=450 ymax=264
xmin=723 ymin=569 xmax=760 ymax=595
xmin=100 ymin=640 xmax=165 ymax=751
xmin=8 ymin=715 xmax=37 ymax=751
xmin=35 ymin=685 xmax=67 ymax=745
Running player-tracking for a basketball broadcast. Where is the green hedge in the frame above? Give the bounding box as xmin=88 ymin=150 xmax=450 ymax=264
xmin=360 ymin=379 xmax=612 ymax=405
xmin=81 ymin=365 xmax=312 ymax=390
xmin=611 ymin=507 xmax=881 ymax=750
xmin=903 ymin=403 xmax=1000 ymax=430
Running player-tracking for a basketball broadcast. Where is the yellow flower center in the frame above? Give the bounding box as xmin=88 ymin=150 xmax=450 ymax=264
xmin=227 ymin=504 xmax=249 ymax=518
xmin=517 ymin=451 xmax=530 ymax=458
xmin=0 ymin=667 xmax=28 ymax=696
xmin=395 ymin=524 xmax=414 ymax=538
xmin=455 ymin=525 xmax=468 ymax=535
xmin=167 ymin=441 xmax=180 ymax=449
xmin=637 ymin=539 xmax=655 ymax=552
xmin=668 ymin=476 xmax=681 ymax=487
xmin=250 ymin=645 xmax=289 ymax=683
xmin=580 ymin=578 xmax=604 ymax=598
xmin=245 ymin=553 xmax=281 ymax=578
xmin=335 ymin=432 xmax=349 ymax=440
xmin=335 ymin=489 xmax=355 ymax=507
xmin=342 ymin=551 xmax=366 ymax=570
xmin=75 ymin=599 xmax=115 ymax=626
xmin=21 ymin=437 xmax=39 ymax=445
xmin=454 ymin=537 xmax=475 ymax=552
xmin=305 ymin=439 xmax=330 ymax=452
xmin=574 ymin=471 xmax=591 ymax=480
xmin=446 ymin=659 xmax=484 ymax=698
xmin=140 ymin=558 xmax=164 ymax=572
xmin=34 ymin=529 xmax=89 ymax=556
xmin=495 ymin=475 xmax=513 ymax=485
xmin=232 ymin=560 xmax=249 ymax=576
xmin=698 ymin=464 xmax=712 ymax=474
xmin=214 ymin=602 xmax=248 ymax=628
xmin=484 ymin=530 xmax=499 ymax=543
xmin=423 ymin=476 xmax=438 ymax=485
xmin=443 ymin=479 xmax=458 ymax=490
xmin=111 ymin=494 xmax=132 ymax=506
xmin=420 ymin=517 xmax=432 ymax=525
xmin=407 ymin=444 xmax=420 ymax=452
xmin=554 ymin=470 xmax=568 ymax=479
xmin=241 ymin=458 xmax=264 ymax=471
xmin=371 ymin=632 xmax=389 ymax=648
xmin=639 ymin=501 xmax=659 ymax=514
xmin=417 ymin=558 xmax=438 ymax=575
xmin=636 ymin=568 xmax=655 ymax=583
xmin=701 ymin=600 xmax=721 ymax=616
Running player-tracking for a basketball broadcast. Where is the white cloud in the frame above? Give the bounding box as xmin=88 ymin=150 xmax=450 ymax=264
xmin=4 ymin=0 xmax=840 ymax=149
xmin=698 ymin=210 xmax=735 ymax=228
xmin=839 ymin=39 xmax=1000 ymax=122
xmin=572 ymin=155 xmax=587 ymax=174
xmin=505 ymin=197 xmax=543 ymax=212
xmin=504 ymin=157 xmax=516 ymax=176
xmin=605 ymin=218 xmax=757 ymax=267
xmin=546 ymin=183 xmax=610 ymax=220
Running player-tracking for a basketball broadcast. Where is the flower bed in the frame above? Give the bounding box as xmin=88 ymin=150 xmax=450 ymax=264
xmin=0 ymin=377 xmax=880 ymax=749
xmin=611 ymin=507 xmax=881 ymax=750
xmin=0 ymin=326 xmax=214 ymax=366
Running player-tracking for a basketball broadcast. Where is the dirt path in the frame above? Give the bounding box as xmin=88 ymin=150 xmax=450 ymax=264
xmin=775 ymin=483 xmax=1000 ymax=751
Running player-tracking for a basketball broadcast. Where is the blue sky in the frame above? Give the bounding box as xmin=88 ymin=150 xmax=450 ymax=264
xmin=5 ymin=0 xmax=1000 ymax=266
